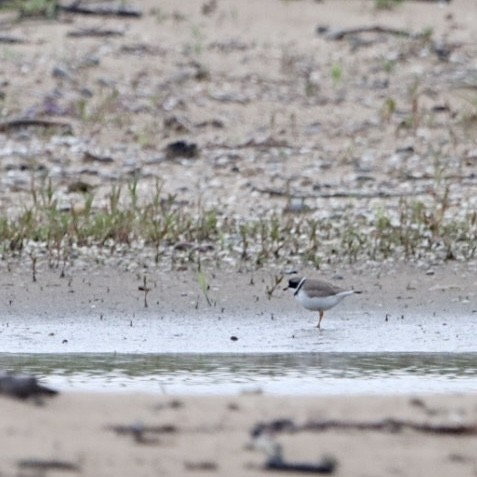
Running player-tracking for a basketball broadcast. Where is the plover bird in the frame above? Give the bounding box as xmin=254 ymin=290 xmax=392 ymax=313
xmin=286 ymin=276 xmax=360 ymax=329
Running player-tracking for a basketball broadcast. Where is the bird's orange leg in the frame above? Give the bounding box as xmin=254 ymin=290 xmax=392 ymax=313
xmin=317 ymin=310 xmax=324 ymax=329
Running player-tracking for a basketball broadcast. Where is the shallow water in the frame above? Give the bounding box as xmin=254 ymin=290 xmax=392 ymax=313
xmin=2 ymin=311 xmax=477 ymax=395
xmin=2 ymin=352 xmax=477 ymax=395
xmin=2 ymin=310 xmax=477 ymax=353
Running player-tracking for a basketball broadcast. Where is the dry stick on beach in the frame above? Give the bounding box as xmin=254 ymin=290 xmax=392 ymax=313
xmin=205 ymin=138 xmax=294 ymax=151
xmin=0 ymin=118 xmax=73 ymax=133
xmin=107 ymin=423 xmax=176 ymax=444
xmin=252 ymin=186 xmax=430 ymax=200
xmin=67 ymin=28 xmax=125 ymax=38
xmin=18 ymin=459 xmax=80 ymax=473
xmin=252 ymin=417 xmax=477 ymax=437
xmin=0 ymin=35 xmax=26 ymax=44
xmin=138 ymin=276 xmax=150 ymax=308
xmin=58 ymin=2 xmax=142 ymax=18
xmin=302 ymin=418 xmax=477 ymax=435
xmin=320 ymin=25 xmax=415 ymax=41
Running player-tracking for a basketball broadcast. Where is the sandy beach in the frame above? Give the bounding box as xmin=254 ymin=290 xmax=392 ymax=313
xmin=1 ymin=393 xmax=477 ymax=477
xmin=0 ymin=260 xmax=476 ymax=475
xmin=1 ymin=0 xmax=477 ymax=474
xmin=0 ymin=260 xmax=476 ymax=353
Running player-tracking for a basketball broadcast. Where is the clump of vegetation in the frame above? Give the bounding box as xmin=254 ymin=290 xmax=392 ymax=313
xmin=0 ymin=0 xmax=59 ymax=18
xmin=0 ymin=177 xmax=475 ymax=271
xmin=374 ymin=0 xmax=403 ymax=10
xmin=330 ymin=63 xmax=343 ymax=88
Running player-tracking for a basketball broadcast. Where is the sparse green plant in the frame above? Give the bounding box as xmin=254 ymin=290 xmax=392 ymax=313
xmin=189 ymin=24 xmax=205 ymax=55
xmin=239 ymin=223 xmax=250 ymax=260
xmin=374 ymin=0 xmax=403 ymax=10
xmin=150 ymin=7 xmax=169 ymax=23
xmin=383 ymin=60 xmax=396 ymax=74
xmin=459 ymin=211 xmax=477 ymax=259
xmin=419 ymin=27 xmax=434 ymax=44
xmin=15 ymin=0 xmax=58 ymax=18
xmin=0 ymin=177 xmax=475 ymax=270
xmin=196 ymin=271 xmax=213 ymax=306
xmin=458 ymin=94 xmax=477 ymax=134
xmin=371 ymin=208 xmax=396 ymax=259
xmin=75 ymin=98 xmax=88 ymax=122
xmin=408 ymin=77 xmax=421 ymax=131
xmin=302 ymin=218 xmax=321 ymax=266
xmin=340 ymin=224 xmax=367 ymax=264
xmin=330 ymin=63 xmax=343 ymax=88
xmin=30 ymin=252 xmax=37 ymax=282
xmin=381 ymin=97 xmax=396 ymax=123
xmin=265 ymin=274 xmax=284 ymax=300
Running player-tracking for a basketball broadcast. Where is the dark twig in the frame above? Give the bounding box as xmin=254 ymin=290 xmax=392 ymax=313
xmin=138 ymin=276 xmax=150 ymax=308
xmin=18 ymin=459 xmax=79 ymax=472
xmin=266 ymin=454 xmax=336 ymax=474
xmin=67 ymin=28 xmax=125 ymax=38
xmin=303 ymin=418 xmax=477 ymax=435
xmin=266 ymin=274 xmax=284 ymax=300
xmin=0 ymin=35 xmax=26 ymax=44
xmin=108 ymin=423 xmax=176 ymax=444
xmin=252 ymin=417 xmax=477 ymax=437
xmin=59 ymin=2 xmax=142 ymax=18
xmin=205 ymin=137 xmax=294 ymax=151
xmin=0 ymin=118 xmax=73 ymax=133
xmin=252 ymin=186 xmax=429 ymax=200
xmin=320 ymin=25 xmax=414 ymax=41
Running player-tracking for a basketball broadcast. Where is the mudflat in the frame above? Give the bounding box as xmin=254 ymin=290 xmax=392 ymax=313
xmin=0 ymin=261 xmax=476 ymax=353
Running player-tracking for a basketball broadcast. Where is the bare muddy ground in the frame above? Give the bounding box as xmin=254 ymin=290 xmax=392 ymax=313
xmin=0 ymin=261 xmax=475 ymax=353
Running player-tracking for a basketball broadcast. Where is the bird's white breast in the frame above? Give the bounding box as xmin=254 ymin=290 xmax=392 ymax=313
xmin=295 ymin=289 xmax=353 ymax=311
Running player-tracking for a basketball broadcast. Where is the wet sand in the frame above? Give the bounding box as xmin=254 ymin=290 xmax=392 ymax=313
xmin=1 ymin=261 xmax=476 ymax=353
xmin=1 ymin=392 xmax=477 ymax=477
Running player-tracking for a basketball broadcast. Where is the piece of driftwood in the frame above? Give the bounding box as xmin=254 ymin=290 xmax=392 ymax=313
xmin=108 ymin=423 xmax=176 ymax=443
xmin=404 ymin=173 xmax=476 ymax=182
xmin=266 ymin=455 xmax=336 ymax=474
xmin=0 ymin=35 xmax=26 ymax=44
xmin=18 ymin=459 xmax=80 ymax=472
xmin=184 ymin=461 xmax=218 ymax=471
xmin=0 ymin=118 xmax=73 ymax=133
xmin=252 ymin=186 xmax=429 ymax=200
xmin=83 ymin=150 xmax=114 ymax=163
xmin=59 ymin=2 xmax=142 ymax=18
xmin=67 ymin=27 xmax=125 ymax=37
xmin=303 ymin=418 xmax=477 ymax=435
xmin=252 ymin=417 xmax=477 ymax=437
xmin=108 ymin=423 xmax=177 ymax=435
xmin=321 ymin=25 xmax=413 ymax=41
xmin=207 ymin=138 xmax=294 ymax=151
xmin=252 ymin=427 xmax=337 ymax=474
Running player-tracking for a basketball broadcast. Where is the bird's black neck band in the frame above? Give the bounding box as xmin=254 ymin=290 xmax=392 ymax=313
xmin=294 ymin=277 xmax=307 ymax=296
